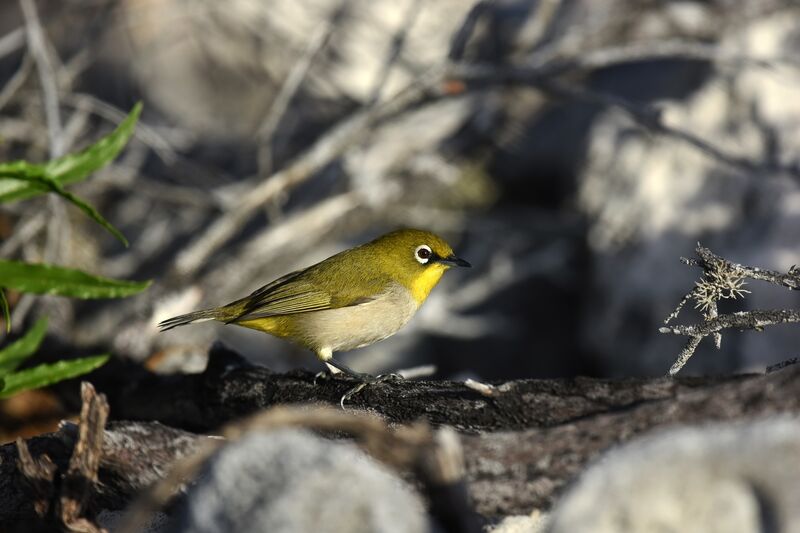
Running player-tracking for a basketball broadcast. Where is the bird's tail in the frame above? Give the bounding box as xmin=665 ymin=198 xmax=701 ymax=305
xmin=158 ymin=308 xmax=223 ymax=331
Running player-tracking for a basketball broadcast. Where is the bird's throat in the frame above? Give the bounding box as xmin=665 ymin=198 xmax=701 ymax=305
xmin=410 ymin=264 xmax=447 ymax=305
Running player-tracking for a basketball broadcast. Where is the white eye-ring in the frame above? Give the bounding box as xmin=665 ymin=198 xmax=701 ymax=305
xmin=415 ymin=245 xmax=432 ymax=264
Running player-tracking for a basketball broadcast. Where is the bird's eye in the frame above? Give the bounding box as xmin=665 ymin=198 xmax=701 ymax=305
xmin=415 ymin=245 xmax=432 ymax=264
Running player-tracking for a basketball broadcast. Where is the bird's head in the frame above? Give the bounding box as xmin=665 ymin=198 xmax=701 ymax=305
xmin=366 ymin=229 xmax=470 ymax=304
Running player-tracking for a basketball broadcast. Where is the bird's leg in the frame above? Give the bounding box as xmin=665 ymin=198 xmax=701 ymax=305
xmin=326 ymin=357 xmax=404 ymax=383
xmin=313 ymin=358 xmax=367 ymax=384
xmin=324 ymin=358 xmax=376 ymax=380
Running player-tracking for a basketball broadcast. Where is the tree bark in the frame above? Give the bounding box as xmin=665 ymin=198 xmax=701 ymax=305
xmin=61 ymin=343 xmax=768 ymax=433
xmin=2 ymin=344 xmax=797 ymax=526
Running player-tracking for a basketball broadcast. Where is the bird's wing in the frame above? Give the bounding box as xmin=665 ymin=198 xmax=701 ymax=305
xmin=231 ymin=270 xmax=373 ymax=321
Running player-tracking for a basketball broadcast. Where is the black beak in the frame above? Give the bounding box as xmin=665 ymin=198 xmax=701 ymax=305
xmin=438 ymin=255 xmax=471 ymax=268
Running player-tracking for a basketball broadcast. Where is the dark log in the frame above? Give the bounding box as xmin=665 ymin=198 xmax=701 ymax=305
xmin=63 ymin=343 xmax=763 ymax=433
xmin=2 ymin=345 xmax=796 ymax=524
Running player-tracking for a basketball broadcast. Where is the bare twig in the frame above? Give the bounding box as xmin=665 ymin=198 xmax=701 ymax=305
xmin=364 ymin=0 xmax=424 ymax=107
xmin=0 ymin=27 xmax=25 ymax=60
xmin=0 ymin=52 xmax=33 ymax=112
xmin=0 ymin=211 xmax=46 ymax=257
xmin=524 ymin=0 xmax=564 ymax=52
xmin=448 ymin=0 xmax=492 ymax=61
xmin=19 ymin=0 xmax=72 ymax=307
xmin=534 ymin=39 xmax=800 ymax=74
xmin=663 ymin=289 xmax=695 ymax=325
xmin=10 ymin=294 xmax=35 ymax=332
xmin=256 ymin=1 xmax=346 ymax=174
xmin=20 ymin=0 xmax=64 ymax=158
xmin=204 ymin=191 xmax=362 ymax=290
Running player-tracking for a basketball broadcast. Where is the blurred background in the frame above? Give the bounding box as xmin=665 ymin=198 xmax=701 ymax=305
xmin=2 ymin=0 xmax=800 ymax=404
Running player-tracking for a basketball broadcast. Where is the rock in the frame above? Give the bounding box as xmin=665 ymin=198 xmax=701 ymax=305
xmin=489 ymin=510 xmax=548 ymax=533
xmin=169 ymin=429 xmax=431 ymax=533
xmin=547 ymin=417 xmax=800 ymax=533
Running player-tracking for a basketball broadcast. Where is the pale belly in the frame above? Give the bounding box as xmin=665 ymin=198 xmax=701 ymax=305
xmin=293 ymin=284 xmax=419 ymax=353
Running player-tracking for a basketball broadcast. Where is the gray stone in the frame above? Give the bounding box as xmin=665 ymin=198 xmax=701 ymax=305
xmin=489 ymin=510 xmax=548 ymax=533
xmin=170 ymin=429 xmax=431 ymax=533
xmin=547 ymin=417 xmax=800 ymax=533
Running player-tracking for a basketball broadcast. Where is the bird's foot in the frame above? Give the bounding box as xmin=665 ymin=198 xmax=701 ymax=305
xmin=340 ymin=373 xmax=404 ymax=409
xmin=313 ymin=370 xmax=333 ymax=385
xmin=313 ymin=369 xmax=377 ymax=385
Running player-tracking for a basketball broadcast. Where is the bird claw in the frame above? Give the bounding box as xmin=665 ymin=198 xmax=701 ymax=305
xmin=339 ymin=373 xmax=405 ymax=409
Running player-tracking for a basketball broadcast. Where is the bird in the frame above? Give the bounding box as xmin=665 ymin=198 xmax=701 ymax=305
xmin=158 ymin=229 xmax=470 ymax=379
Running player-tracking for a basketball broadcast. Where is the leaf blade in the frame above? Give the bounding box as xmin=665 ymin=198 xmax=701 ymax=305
xmin=0 ymin=355 xmax=108 ymax=398
xmin=46 ymin=101 xmax=142 ymax=182
xmin=0 ymin=161 xmax=47 ymax=202
xmin=0 ymin=169 xmax=128 ymax=246
xmin=0 ymin=317 xmax=48 ymax=376
xmin=0 ymin=102 xmax=142 ymax=203
xmin=0 ymin=260 xmax=150 ymax=298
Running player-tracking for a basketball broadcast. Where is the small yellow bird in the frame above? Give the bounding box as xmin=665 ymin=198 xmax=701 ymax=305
xmin=159 ymin=229 xmax=470 ymax=378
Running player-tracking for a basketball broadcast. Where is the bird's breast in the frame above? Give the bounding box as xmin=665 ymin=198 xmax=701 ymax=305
xmin=293 ymin=283 xmax=418 ymax=352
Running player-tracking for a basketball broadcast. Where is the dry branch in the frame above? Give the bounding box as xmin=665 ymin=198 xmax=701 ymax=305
xmin=20 ymin=0 xmax=63 ymax=158
xmin=255 ymin=1 xmax=346 ymax=173
xmin=660 ymin=244 xmax=800 ymax=375
xmin=10 ymin=383 xmax=110 ymax=532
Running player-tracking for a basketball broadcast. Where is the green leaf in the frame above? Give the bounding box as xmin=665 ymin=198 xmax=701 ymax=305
xmin=0 ymin=168 xmax=128 ymax=246
xmin=0 ymin=354 xmax=108 ymax=398
xmin=0 ymin=317 xmax=48 ymax=376
xmin=0 ymin=160 xmax=46 ymax=201
xmin=45 ymin=102 xmax=142 ymax=183
xmin=0 ymin=102 xmax=142 ymax=203
xmin=0 ymin=289 xmax=8 ymax=334
xmin=0 ymin=260 xmax=150 ymax=298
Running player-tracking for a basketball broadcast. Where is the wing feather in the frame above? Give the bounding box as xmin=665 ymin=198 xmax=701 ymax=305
xmin=231 ymin=270 xmax=373 ymax=321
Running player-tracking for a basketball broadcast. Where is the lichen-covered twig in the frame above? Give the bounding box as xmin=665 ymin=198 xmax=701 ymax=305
xmin=660 ymin=309 xmax=800 ymax=338
xmin=660 ymin=244 xmax=800 ymax=375
xmin=686 ymin=246 xmax=800 ymax=291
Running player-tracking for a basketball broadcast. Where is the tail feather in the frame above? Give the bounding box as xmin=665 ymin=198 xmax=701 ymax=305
xmin=158 ymin=308 xmax=221 ymax=331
